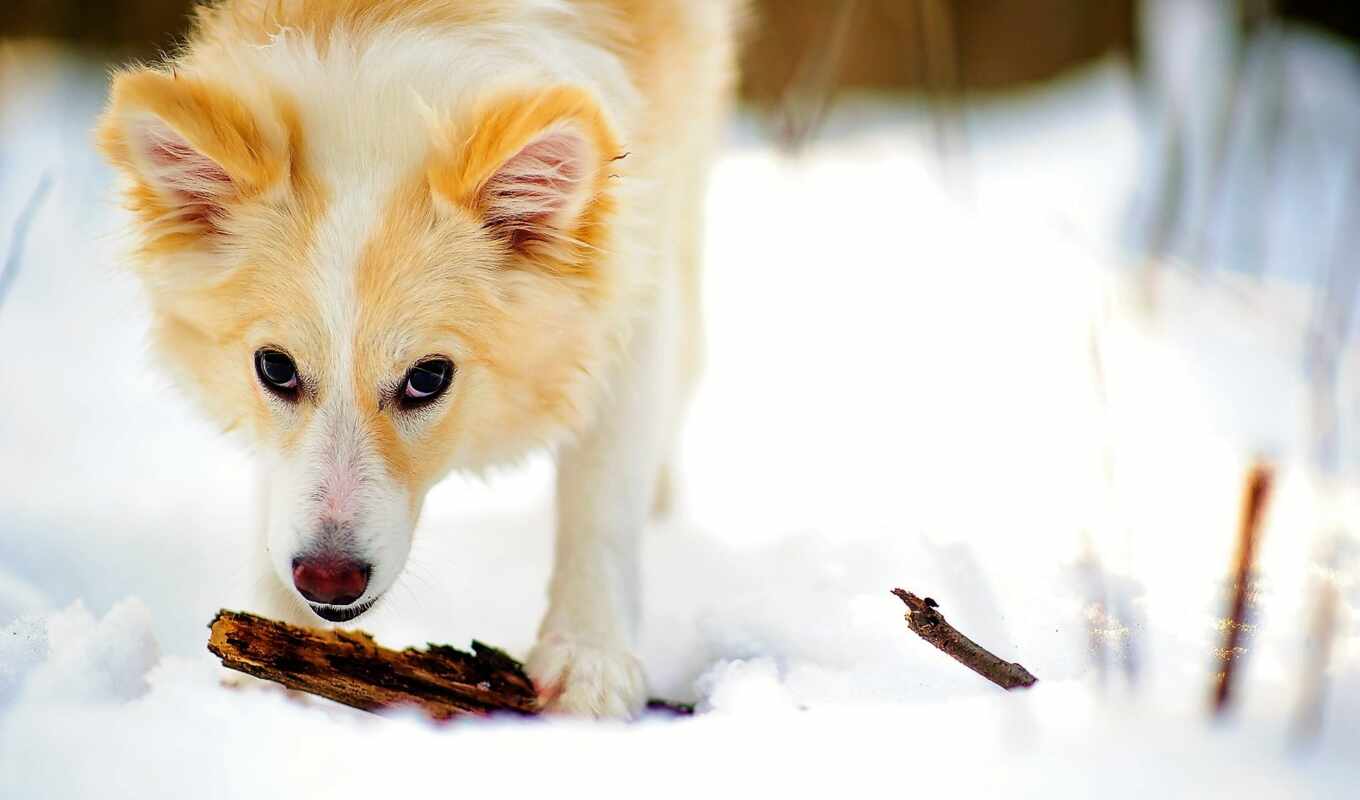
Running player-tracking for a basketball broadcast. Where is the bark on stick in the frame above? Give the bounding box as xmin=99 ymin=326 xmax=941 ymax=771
xmin=891 ymin=588 xmax=1037 ymax=690
xmin=208 ymin=609 xmax=539 ymax=720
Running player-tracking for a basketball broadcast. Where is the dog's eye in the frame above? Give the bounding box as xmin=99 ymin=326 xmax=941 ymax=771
xmin=400 ymin=358 xmax=454 ymax=408
xmin=255 ymin=349 xmax=300 ymax=397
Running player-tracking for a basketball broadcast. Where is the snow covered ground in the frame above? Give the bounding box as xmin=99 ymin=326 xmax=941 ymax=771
xmin=1 ymin=43 xmax=1357 ymax=797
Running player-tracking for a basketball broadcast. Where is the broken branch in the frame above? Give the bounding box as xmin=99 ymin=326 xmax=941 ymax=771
xmin=891 ymin=588 xmax=1037 ymax=690
xmin=208 ymin=610 xmax=538 ymax=720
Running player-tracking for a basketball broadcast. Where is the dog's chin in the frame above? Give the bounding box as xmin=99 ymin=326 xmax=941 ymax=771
xmin=308 ymin=596 xmax=379 ymax=624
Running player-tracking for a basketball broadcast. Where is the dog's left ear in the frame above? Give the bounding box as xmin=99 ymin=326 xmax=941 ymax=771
xmin=429 ymin=86 xmax=620 ymax=268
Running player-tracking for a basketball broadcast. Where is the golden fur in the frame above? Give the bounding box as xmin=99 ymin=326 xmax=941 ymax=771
xmin=95 ymin=0 xmax=741 ymax=715
xmin=97 ymin=0 xmax=737 ymax=474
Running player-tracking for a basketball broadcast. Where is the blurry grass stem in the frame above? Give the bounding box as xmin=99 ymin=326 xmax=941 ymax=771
xmin=1289 ymin=539 xmax=1343 ymax=745
xmin=1289 ymin=156 xmax=1360 ymax=743
xmin=774 ymin=0 xmax=860 ymax=152
xmin=0 ymin=172 xmax=52 ymax=315
xmin=1210 ymin=461 xmax=1272 ymax=716
xmin=910 ymin=0 xmax=969 ymax=198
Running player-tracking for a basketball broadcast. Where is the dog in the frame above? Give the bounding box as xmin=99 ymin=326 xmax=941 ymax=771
xmin=95 ymin=0 xmax=740 ymax=717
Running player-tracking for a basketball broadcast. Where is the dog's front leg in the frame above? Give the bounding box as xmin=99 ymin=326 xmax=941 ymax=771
xmin=527 ymin=306 xmax=673 ymax=719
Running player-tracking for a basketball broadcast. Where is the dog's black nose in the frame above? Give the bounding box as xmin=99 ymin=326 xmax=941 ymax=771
xmin=291 ymin=555 xmax=370 ymax=606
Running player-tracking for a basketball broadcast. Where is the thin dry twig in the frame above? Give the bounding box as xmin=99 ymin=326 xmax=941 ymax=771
xmin=1210 ymin=461 xmax=1273 ymax=716
xmin=891 ymin=588 xmax=1037 ymax=690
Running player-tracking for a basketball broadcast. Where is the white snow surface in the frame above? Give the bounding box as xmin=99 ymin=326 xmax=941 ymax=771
xmin=1 ymin=48 xmax=1358 ymax=797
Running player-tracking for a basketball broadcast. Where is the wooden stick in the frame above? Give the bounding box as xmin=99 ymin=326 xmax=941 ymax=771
xmin=891 ymin=588 xmax=1037 ymax=690
xmin=208 ymin=610 xmax=538 ymax=720
xmin=1210 ymin=462 xmax=1273 ymax=716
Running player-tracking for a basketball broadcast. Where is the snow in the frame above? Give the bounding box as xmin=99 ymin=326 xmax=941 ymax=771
xmin=1 ymin=42 xmax=1358 ymax=797
xmin=6 ymin=599 xmax=158 ymax=706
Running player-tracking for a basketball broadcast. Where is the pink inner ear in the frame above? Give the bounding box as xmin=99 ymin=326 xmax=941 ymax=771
xmin=480 ymin=127 xmax=591 ymax=248
xmin=134 ymin=119 xmax=236 ymax=229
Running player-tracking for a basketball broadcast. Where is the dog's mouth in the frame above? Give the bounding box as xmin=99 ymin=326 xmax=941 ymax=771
xmin=308 ymin=595 xmax=379 ymax=623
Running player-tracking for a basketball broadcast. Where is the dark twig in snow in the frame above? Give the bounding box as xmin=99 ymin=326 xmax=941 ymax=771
xmin=0 ymin=172 xmax=53 ymax=314
xmin=891 ymin=588 xmax=1037 ymax=690
xmin=1210 ymin=462 xmax=1273 ymax=716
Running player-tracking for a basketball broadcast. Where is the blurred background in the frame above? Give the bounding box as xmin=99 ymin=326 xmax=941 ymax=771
xmin=10 ymin=0 xmax=1358 ymax=291
xmin=2 ymin=1 xmax=1360 ymax=796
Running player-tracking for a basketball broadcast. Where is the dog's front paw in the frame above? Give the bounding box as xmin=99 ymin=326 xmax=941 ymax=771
xmin=526 ymin=633 xmax=646 ymax=719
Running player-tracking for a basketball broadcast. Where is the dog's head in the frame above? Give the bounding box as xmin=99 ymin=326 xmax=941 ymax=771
xmin=96 ymin=69 xmax=624 ymax=622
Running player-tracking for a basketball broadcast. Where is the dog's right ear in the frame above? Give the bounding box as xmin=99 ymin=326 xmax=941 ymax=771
xmin=96 ymin=69 xmax=291 ymax=243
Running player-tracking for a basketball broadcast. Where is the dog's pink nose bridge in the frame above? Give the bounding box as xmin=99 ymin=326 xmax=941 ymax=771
xmin=314 ymin=455 xmax=363 ymax=525
xmin=310 ymin=404 xmax=382 ymax=525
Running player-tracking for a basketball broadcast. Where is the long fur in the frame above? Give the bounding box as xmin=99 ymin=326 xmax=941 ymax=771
xmin=96 ymin=0 xmax=742 ymax=718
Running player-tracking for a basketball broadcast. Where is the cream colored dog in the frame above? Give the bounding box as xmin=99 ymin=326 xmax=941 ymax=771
xmin=96 ymin=0 xmax=739 ymax=718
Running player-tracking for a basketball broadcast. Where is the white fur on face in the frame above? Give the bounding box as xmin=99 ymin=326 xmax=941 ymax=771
xmin=262 ymin=399 xmax=417 ymax=614
xmin=196 ymin=14 xmax=641 ymax=619
xmin=260 ymin=168 xmax=413 ymax=615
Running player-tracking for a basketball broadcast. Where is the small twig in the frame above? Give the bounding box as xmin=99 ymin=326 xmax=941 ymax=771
xmin=0 ymin=172 xmax=53 ymax=314
xmin=891 ymin=588 xmax=1037 ymax=690
xmin=645 ymin=699 xmax=695 ymax=717
xmin=1210 ymin=461 xmax=1273 ymax=716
